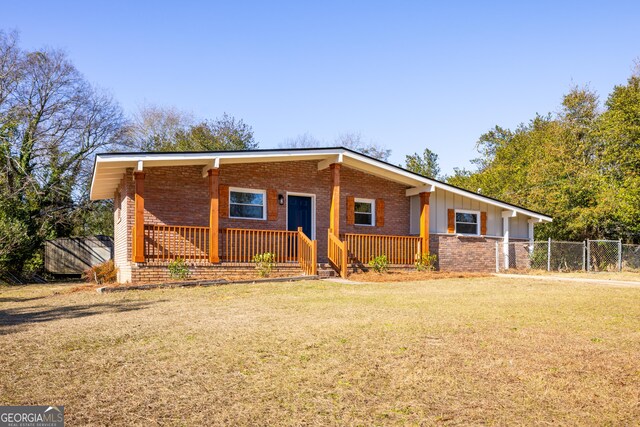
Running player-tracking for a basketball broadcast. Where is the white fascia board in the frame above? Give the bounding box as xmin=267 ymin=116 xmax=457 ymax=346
xmin=201 ymin=157 xmax=220 ymax=177
xmin=317 ymin=154 xmax=343 ymax=170
xmin=90 ymin=149 xmax=554 ymax=222
xmin=430 ymin=183 xmax=552 ymax=222
xmin=343 ymin=150 xmax=434 ymax=187
xmin=342 ymin=150 xmax=552 ymax=222
xmin=405 ymin=185 xmax=434 ymax=197
xmin=95 ymin=148 xmax=343 ymax=164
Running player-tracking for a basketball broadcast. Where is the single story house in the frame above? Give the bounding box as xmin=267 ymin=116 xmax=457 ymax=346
xmin=90 ymin=147 xmax=552 ymax=282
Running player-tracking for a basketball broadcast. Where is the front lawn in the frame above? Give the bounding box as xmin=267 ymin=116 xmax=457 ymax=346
xmin=1 ymin=277 xmax=639 ymax=425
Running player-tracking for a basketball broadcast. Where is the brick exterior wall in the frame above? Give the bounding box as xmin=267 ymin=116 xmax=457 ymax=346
xmin=430 ymin=234 xmax=529 ymax=272
xmin=112 ymin=160 xmax=528 ymax=282
xmin=135 ymin=161 xmax=411 ymax=262
xmin=113 ymin=170 xmax=134 ymax=283
xmin=130 ymin=264 xmax=303 ymax=284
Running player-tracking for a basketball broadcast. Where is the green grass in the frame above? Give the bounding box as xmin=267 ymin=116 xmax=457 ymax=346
xmin=1 ymin=277 xmax=639 ymax=425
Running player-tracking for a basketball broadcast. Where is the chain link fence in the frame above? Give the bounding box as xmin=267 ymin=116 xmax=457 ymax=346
xmin=496 ymin=239 xmax=640 ymax=272
xmin=622 ymin=244 xmax=640 ymax=271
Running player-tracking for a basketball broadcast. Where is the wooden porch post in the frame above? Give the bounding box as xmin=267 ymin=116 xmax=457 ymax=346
xmin=133 ymin=171 xmax=145 ymax=263
xmin=208 ymin=168 xmax=220 ymax=263
xmin=419 ymin=191 xmax=430 ymax=255
xmin=330 ymin=163 xmax=341 ymax=236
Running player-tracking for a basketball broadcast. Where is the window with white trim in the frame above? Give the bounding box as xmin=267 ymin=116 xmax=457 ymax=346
xmin=229 ymin=188 xmax=266 ymax=220
xmin=354 ymin=198 xmax=375 ymax=226
xmin=455 ymin=210 xmax=480 ymax=235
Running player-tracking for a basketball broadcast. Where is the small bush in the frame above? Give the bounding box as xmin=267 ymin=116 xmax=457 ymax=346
xmin=415 ymin=252 xmax=437 ymax=271
xmin=84 ymin=260 xmax=118 ymax=284
xmin=23 ymin=251 xmax=44 ymax=274
xmin=368 ymin=255 xmax=389 ymax=273
xmin=168 ymin=258 xmax=190 ymax=279
xmin=253 ymin=252 xmax=276 ymax=277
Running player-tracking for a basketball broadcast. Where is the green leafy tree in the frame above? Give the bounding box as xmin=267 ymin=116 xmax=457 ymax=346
xmin=447 ymin=80 xmax=640 ymax=242
xmin=175 ymin=114 xmax=257 ymax=151
xmin=125 ymin=108 xmax=257 ymax=152
xmin=405 ymin=148 xmax=441 ymax=178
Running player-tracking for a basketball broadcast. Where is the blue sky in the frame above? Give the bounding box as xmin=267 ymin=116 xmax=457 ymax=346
xmin=2 ymin=1 xmax=639 ymax=174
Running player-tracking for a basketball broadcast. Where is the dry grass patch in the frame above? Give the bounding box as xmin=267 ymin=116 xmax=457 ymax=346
xmin=1 ymin=277 xmax=639 ymax=425
xmin=516 ymin=269 xmax=640 ymax=282
xmin=349 ymin=270 xmax=489 ymax=282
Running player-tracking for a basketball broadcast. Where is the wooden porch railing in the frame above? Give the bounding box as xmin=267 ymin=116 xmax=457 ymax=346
xmin=344 ymin=233 xmax=421 ymax=265
xmin=328 ymin=229 xmax=349 ymax=278
xmin=222 ymin=228 xmax=299 ymax=263
xmin=298 ymin=227 xmax=317 ymax=275
xmin=143 ymin=224 xmax=210 ymax=262
xmin=137 ymin=224 xmax=319 ymax=275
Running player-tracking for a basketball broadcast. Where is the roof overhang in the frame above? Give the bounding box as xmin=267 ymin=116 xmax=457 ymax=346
xmin=90 ymin=147 xmax=552 ymax=223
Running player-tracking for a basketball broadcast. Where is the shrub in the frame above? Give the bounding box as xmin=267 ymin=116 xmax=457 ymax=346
xmin=368 ymin=255 xmax=389 ymax=273
xmin=253 ymin=252 xmax=276 ymax=277
xmin=84 ymin=260 xmax=118 ymax=284
xmin=168 ymin=258 xmax=190 ymax=279
xmin=415 ymin=252 xmax=437 ymax=271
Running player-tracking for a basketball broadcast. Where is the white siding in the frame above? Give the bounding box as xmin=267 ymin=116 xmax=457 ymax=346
xmin=408 ymin=188 xmax=536 ymax=238
xmin=510 ymin=215 xmax=530 ymax=239
xmin=410 ymin=195 xmax=420 ymax=235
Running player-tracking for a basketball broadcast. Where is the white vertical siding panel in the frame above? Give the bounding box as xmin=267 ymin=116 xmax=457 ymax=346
xmin=436 ymin=189 xmax=446 ymax=233
xmin=488 ymin=205 xmax=500 ymax=236
xmin=410 ymin=195 xmax=420 ymax=235
xmin=511 ymin=215 xmax=528 ymax=239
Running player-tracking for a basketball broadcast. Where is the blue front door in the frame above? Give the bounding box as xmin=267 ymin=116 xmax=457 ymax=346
xmin=287 ymin=195 xmax=313 ymax=238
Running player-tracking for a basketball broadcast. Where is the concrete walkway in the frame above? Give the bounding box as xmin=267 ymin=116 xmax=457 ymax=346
xmin=495 ymin=273 xmax=640 ymax=288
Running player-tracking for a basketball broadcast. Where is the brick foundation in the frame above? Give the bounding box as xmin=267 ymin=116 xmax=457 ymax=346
xmin=130 ymin=263 xmax=306 ymax=284
xmin=430 ymin=234 xmax=529 ymax=272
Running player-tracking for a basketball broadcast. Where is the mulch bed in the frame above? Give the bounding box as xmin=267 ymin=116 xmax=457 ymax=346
xmin=348 ymin=270 xmax=489 ymax=282
xmin=95 ymin=274 xmax=318 ymax=293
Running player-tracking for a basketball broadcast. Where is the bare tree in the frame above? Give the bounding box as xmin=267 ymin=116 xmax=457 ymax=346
xmin=124 ymin=104 xmax=193 ymax=151
xmin=0 ymin=31 xmax=125 ymax=272
xmin=125 ymin=108 xmax=257 ymax=152
xmin=279 ymin=131 xmax=392 ymax=161
xmin=278 ymin=132 xmax=322 ymax=149
xmin=335 ymin=132 xmax=391 ymax=161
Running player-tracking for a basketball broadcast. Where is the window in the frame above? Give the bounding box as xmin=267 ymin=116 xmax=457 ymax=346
xmin=229 ymin=188 xmax=266 ymax=219
xmin=455 ymin=210 xmax=479 ymax=235
xmin=354 ymin=198 xmax=375 ymax=226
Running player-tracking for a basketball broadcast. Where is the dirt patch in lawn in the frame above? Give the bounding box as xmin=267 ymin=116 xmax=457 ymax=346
xmin=349 ymin=270 xmax=489 ymax=282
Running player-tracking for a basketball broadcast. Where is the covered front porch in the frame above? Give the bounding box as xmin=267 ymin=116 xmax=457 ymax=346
xmin=134 ymin=224 xmax=425 ymax=278
xmin=129 ymin=161 xmax=433 ymax=278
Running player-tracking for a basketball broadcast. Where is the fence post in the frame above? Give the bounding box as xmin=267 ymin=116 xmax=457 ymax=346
xmin=312 ymin=240 xmax=318 ymax=276
xmin=341 ymin=240 xmax=349 ymax=279
xmin=547 ymin=237 xmax=551 ymax=271
xmin=586 ymin=239 xmax=591 ymax=272
xmin=618 ymin=239 xmax=623 ymax=271
xmin=495 ymin=241 xmax=499 ymax=273
xmin=583 ymin=240 xmax=587 ymax=271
